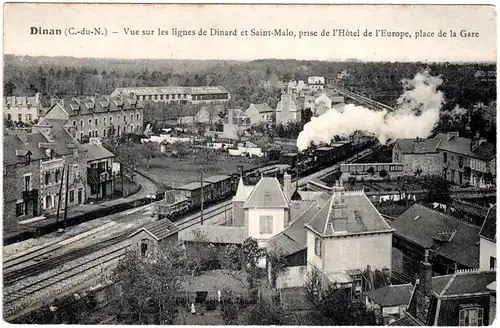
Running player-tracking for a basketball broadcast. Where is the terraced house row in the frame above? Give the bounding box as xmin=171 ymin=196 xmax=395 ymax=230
xmin=40 ymin=93 xmax=144 ymax=143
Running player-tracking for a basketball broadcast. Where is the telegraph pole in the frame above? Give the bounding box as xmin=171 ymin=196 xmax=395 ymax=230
xmin=56 ymin=164 xmax=65 ymax=223
xmin=200 ymin=170 xmax=204 ymax=225
xmin=63 ymin=166 xmax=70 ymax=230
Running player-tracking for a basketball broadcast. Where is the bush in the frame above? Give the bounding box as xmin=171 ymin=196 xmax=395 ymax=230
xmin=379 ymin=169 xmax=388 ymax=178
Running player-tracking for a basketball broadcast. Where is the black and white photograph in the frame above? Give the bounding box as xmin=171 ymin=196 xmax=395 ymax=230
xmin=1 ymin=3 xmax=497 ymax=326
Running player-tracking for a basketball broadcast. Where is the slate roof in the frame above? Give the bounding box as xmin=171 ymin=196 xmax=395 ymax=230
xmin=431 ymin=270 xmax=496 ymax=297
xmin=80 ymin=143 xmax=115 ymax=162
xmin=479 ymin=204 xmax=496 ymax=242
xmin=390 ymin=204 xmax=481 ymax=268
xmin=182 ymin=225 xmax=246 ymax=244
xmin=307 ymin=190 xmax=393 ymax=236
xmin=243 ymin=177 xmax=288 ymax=208
xmin=131 ymin=219 xmax=179 ymax=241
xmin=248 ymin=103 xmax=274 ymax=113
xmin=266 ymin=202 xmax=322 ymax=256
xmin=47 ymin=94 xmax=143 ymax=117
xmin=388 ymin=313 xmax=422 ymax=326
xmin=365 ymin=284 xmax=413 ymax=307
xmin=38 ymin=118 xmax=69 ymax=130
xmin=204 ymin=175 xmax=231 ymax=184
xmin=434 ymin=133 xmax=495 ymax=161
xmin=4 ymin=128 xmax=82 ymax=166
xmin=394 ymin=138 xmax=441 ymax=154
xmin=233 ymin=177 xmax=255 ymax=202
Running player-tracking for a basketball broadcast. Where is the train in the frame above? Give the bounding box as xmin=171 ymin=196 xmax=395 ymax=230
xmin=154 ymin=138 xmax=374 ymax=220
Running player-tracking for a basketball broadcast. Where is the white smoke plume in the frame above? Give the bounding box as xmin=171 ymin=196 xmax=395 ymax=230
xmin=297 ymin=70 xmax=445 ymax=152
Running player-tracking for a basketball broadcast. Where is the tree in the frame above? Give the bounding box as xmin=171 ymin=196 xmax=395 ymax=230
xmin=244 ymin=298 xmax=289 ymax=325
xmin=171 ymin=141 xmax=190 ymax=158
xmin=220 ymin=290 xmax=239 ymax=325
xmin=305 ymin=269 xmax=322 ymax=306
xmin=111 ymin=246 xmax=183 ymax=324
xmin=140 ymin=142 xmax=157 ymax=169
xmin=267 ymin=249 xmax=288 ymax=288
xmin=367 ymin=166 xmax=375 ymax=176
xmin=116 ymin=142 xmax=141 ymax=180
xmin=194 ymin=148 xmax=217 ymax=165
xmin=427 ymin=177 xmax=451 ymax=204
xmin=379 ymin=169 xmax=388 ymax=178
xmin=318 ymin=287 xmax=355 ymax=325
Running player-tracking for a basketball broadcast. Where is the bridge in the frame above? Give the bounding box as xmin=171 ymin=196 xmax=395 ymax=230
xmin=334 ymin=87 xmax=395 ymax=112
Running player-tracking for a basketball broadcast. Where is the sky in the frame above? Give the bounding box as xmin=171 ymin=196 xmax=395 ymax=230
xmin=3 ymin=3 xmax=497 ymax=62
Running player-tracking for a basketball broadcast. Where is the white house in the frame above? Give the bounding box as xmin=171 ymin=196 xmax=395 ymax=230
xmin=305 ymin=181 xmax=395 ymax=294
xmin=479 ymin=204 xmax=497 ymax=270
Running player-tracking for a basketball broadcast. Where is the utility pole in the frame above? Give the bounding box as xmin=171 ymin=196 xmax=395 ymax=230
xmin=121 ymin=162 xmax=124 ymax=197
xmin=200 ymin=170 xmax=204 ymax=225
xmin=56 ymin=164 xmax=65 ymax=223
xmin=63 ymin=165 xmax=70 ymax=230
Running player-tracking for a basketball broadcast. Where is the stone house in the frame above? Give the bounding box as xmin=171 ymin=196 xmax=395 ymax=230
xmin=40 ymin=94 xmax=144 ymax=143
xmin=392 ymin=137 xmax=442 ymax=176
xmin=435 ymin=132 xmax=496 ymax=187
xmin=244 ymin=103 xmax=275 ymax=125
xmin=80 ymin=139 xmax=116 ymax=201
xmin=3 ymin=126 xmax=87 ymax=233
xmin=4 ymin=93 xmax=43 ymax=124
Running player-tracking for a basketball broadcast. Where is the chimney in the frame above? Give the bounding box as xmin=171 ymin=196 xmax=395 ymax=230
xmin=35 ymin=92 xmax=42 ymax=105
xmin=227 ymin=108 xmax=234 ymax=125
xmin=420 ymin=249 xmax=433 ymax=296
xmin=446 ymin=132 xmax=459 ymax=141
xmin=283 ymin=173 xmax=292 ymax=199
xmin=414 ymin=137 xmax=426 ymax=153
xmin=330 ymin=182 xmax=347 ymax=232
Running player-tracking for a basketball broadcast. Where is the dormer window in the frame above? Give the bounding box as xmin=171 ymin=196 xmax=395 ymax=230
xmin=459 ymin=304 xmax=483 ymax=326
xmin=25 ymin=153 xmax=31 ymax=165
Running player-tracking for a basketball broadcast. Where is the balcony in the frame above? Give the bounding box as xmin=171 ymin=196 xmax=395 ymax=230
xmin=23 ymin=189 xmax=38 ymax=200
xmin=87 ymin=167 xmax=114 ymax=184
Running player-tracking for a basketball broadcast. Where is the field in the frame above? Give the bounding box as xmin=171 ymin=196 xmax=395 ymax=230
xmin=138 ymin=155 xmax=268 ymax=187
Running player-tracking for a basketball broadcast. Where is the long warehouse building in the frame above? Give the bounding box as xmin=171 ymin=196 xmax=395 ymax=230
xmin=110 ymin=86 xmax=230 ymax=104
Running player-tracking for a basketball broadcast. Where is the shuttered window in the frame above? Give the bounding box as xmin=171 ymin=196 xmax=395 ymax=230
xmin=259 ymin=215 xmax=273 ymax=234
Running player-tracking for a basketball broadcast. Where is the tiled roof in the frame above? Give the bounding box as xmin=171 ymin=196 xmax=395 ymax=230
xmin=204 ymin=175 xmax=231 ymax=184
xmin=479 ymin=204 xmax=496 ymax=242
xmin=390 ymin=204 xmax=481 ymax=268
xmin=233 ymin=178 xmax=255 ymax=202
xmin=394 ymin=138 xmax=440 ymax=154
xmin=37 ymin=118 xmax=69 ymax=130
xmin=434 ymin=133 xmax=495 ymax=161
xmin=388 ymin=313 xmax=422 ymax=326
xmin=4 ymin=134 xmax=47 ymax=165
xmin=366 ymin=284 xmax=413 ymax=307
xmin=266 ymin=202 xmax=322 ymax=256
xmin=133 ymin=219 xmax=179 ymax=241
xmin=243 ymin=177 xmax=288 ymax=208
xmin=80 ymin=143 xmax=115 ymax=162
xmin=307 ymin=191 xmax=393 ymax=236
xmin=182 ymin=225 xmax=246 ymax=244
xmin=112 ymin=85 xmax=229 ymax=96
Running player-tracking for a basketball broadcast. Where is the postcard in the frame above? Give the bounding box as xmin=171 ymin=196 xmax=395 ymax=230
xmin=2 ymin=3 xmax=497 ymax=326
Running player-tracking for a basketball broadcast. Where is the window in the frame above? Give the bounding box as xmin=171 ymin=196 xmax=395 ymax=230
xmin=444 ymin=152 xmax=448 ymax=163
xmin=80 ymin=132 xmax=84 ymax=141
xmin=55 ymin=169 xmax=61 ymax=184
xmin=73 ymin=120 xmax=76 ymax=126
xmin=95 ymin=118 xmax=98 ymax=126
xmin=137 ymin=113 xmax=139 ymax=121
xmin=103 ymin=129 xmax=107 ymax=137
xmin=141 ymin=239 xmax=149 ymax=257
xmin=44 ymin=195 xmax=50 ymax=209
xmin=459 ymin=306 xmax=484 ymax=326
xmin=89 ymin=131 xmax=92 ymax=138
xmin=315 ymin=237 xmax=322 ymax=257
xmin=7 ymin=113 xmax=11 ymax=120
xmin=80 ymin=120 xmax=84 ymax=127
xmin=95 ymin=130 xmax=98 ymax=137
xmin=130 ymin=114 xmax=133 ymax=122
xmin=490 ymin=257 xmax=496 ymax=270
xmin=26 ymin=114 xmax=32 ymax=122
xmin=103 ymin=117 xmax=106 ymax=126
xmin=69 ymin=190 xmax=75 ymax=203
xmin=109 ymin=116 xmax=113 ymax=124
xmin=259 ymin=215 xmax=273 ymax=234
xmin=18 ymin=113 xmax=22 ymax=121
xmin=44 ymin=172 xmax=51 ymax=185
xmin=88 ymin=119 xmax=92 ymax=127
xmin=459 ymin=156 xmax=464 ymax=168
xmin=24 ymin=174 xmax=31 ymax=191
xmin=90 ymin=183 xmax=97 ymax=195
xmin=16 ymin=202 xmax=24 ymax=217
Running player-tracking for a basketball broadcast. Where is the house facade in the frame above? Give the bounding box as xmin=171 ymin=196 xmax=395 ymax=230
xmin=307 ymin=76 xmax=326 ymax=92
xmin=41 ymin=94 xmax=144 ymax=143
xmin=81 ymin=139 xmax=116 ymax=200
xmin=3 ymin=126 xmax=87 ymax=233
xmin=4 ymin=93 xmax=43 ymax=124
xmin=392 ymin=138 xmax=442 ymax=176
xmin=276 ymin=94 xmax=300 ymax=124
xmin=435 ymin=132 xmax=495 ymax=187
xmin=304 ymin=182 xmax=394 ymax=297
xmin=244 ymin=103 xmax=275 ymax=125
xmin=222 ymin=108 xmax=250 ymax=140
xmin=110 ymin=86 xmax=230 ymax=105
xmin=479 ymin=205 xmax=496 ymax=271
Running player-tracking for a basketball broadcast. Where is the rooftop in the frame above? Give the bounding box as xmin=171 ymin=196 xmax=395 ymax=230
xmin=80 ymin=143 xmax=115 ymax=162
xmin=394 ymin=138 xmax=441 ymax=154
xmin=130 ymin=219 xmax=179 ymax=241
xmin=176 ymin=181 xmax=212 ymax=191
xmin=204 ymin=175 xmax=231 ymax=184
xmin=431 ymin=270 xmax=496 ymax=297
xmin=434 ymin=133 xmax=495 ymax=161
xmin=366 ymin=284 xmax=413 ymax=307
xmin=244 ymin=177 xmax=288 ymax=209
xmin=247 ymin=103 xmax=274 ymax=113
xmin=47 ymin=94 xmax=143 ymax=117
xmin=112 ymin=86 xmax=229 ymax=96
xmin=390 ymin=204 xmax=481 ymax=268
xmin=479 ymin=204 xmax=496 ymax=242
